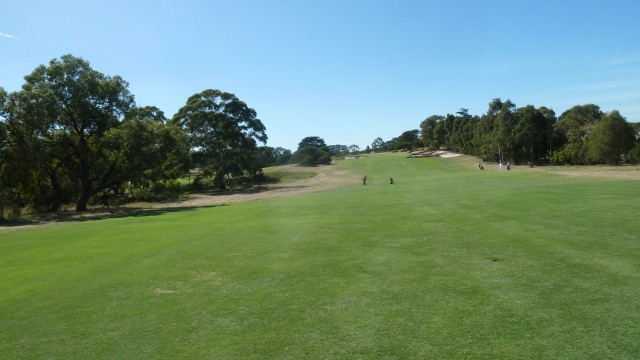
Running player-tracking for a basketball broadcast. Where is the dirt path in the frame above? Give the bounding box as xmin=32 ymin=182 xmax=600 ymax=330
xmin=140 ymin=163 xmax=359 ymax=209
xmin=0 ymin=164 xmax=360 ymax=232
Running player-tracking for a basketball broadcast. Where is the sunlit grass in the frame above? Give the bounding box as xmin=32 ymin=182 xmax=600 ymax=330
xmin=2 ymin=152 xmax=639 ymax=358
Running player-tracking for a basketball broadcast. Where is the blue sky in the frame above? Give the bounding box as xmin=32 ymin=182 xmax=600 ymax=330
xmin=2 ymin=0 xmax=639 ymax=150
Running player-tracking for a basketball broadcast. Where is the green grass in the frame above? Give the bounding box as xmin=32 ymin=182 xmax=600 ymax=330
xmin=2 ymin=152 xmax=640 ymax=359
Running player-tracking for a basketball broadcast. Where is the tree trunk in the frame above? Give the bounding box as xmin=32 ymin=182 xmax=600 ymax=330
xmin=76 ymin=164 xmax=92 ymax=211
xmin=49 ymin=197 xmax=62 ymax=212
xmin=214 ymin=169 xmax=226 ymax=190
xmin=76 ymin=189 xmax=92 ymax=211
xmin=47 ymin=165 xmax=63 ymax=212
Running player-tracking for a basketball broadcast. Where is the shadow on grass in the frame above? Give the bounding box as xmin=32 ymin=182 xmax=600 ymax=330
xmin=0 ymin=204 xmax=228 ymax=230
xmin=193 ymin=185 xmax=309 ymax=195
xmin=1 ymin=183 xmax=312 ymax=231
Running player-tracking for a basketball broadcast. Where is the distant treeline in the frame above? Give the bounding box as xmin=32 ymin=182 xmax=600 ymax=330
xmin=375 ymin=99 xmax=640 ymax=165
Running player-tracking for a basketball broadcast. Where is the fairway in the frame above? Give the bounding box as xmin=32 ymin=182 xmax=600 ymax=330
xmin=2 ymin=153 xmax=640 ymax=359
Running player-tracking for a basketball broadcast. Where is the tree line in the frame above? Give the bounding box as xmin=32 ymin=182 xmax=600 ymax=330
xmin=372 ymin=99 xmax=639 ymax=165
xmin=0 ymin=55 xmax=365 ymax=218
xmin=0 ymin=55 xmax=284 ymax=217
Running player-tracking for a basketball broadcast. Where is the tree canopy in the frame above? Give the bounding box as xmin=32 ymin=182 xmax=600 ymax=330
xmin=170 ymin=89 xmax=267 ymax=189
xmin=587 ymin=111 xmax=635 ymax=164
xmin=0 ymin=56 xmax=195 ymax=215
xmin=371 ymin=137 xmax=387 ymax=152
xmin=291 ymin=136 xmax=332 ymax=166
xmin=3 ymin=55 xmax=139 ymax=211
xmin=417 ymin=99 xmax=639 ymax=165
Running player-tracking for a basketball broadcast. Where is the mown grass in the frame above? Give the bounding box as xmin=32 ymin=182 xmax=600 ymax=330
xmin=1 ymin=152 xmax=639 ymax=359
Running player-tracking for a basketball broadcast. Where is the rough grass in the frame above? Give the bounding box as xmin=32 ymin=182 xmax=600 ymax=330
xmin=263 ymin=168 xmax=316 ymax=183
xmin=1 ymin=152 xmax=640 ymax=359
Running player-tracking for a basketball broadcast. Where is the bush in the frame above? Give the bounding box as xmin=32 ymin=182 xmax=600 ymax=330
xmin=300 ymin=155 xmax=316 ymax=167
xmin=126 ymin=180 xmax=183 ymax=202
xmin=628 ymin=143 xmax=640 ymax=164
xmin=318 ymin=155 xmax=332 ymax=165
xmin=550 ymin=148 xmax=570 ymax=165
xmin=150 ymin=180 xmax=182 ymax=199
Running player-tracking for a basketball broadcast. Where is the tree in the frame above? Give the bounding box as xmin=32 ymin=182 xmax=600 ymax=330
xmin=4 ymin=55 xmax=136 ymax=211
xmin=513 ymin=105 xmax=555 ymax=163
xmin=295 ymin=146 xmax=332 ymax=166
xmin=291 ymin=136 xmax=331 ymax=166
xmin=586 ymin=111 xmax=635 ymax=164
xmin=297 ymin=136 xmax=327 ymax=149
xmin=2 ymin=56 xmax=193 ymax=211
xmin=371 ymin=137 xmax=386 ymax=152
xmin=391 ymin=129 xmax=421 ymax=150
xmin=433 ymin=119 xmax=448 ymax=150
xmin=630 ymin=142 xmax=640 ymax=164
xmin=273 ymin=147 xmax=292 ymax=165
xmin=127 ymin=105 xmax=168 ymax=123
xmin=246 ymin=146 xmax=291 ymax=168
xmin=474 ymin=100 xmax=503 ymax=161
xmin=328 ymin=144 xmax=349 ymax=156
xmin=348 ymin=144 xmax=360 ymax=154
xmin=556 ymin=104 xmax=602 ymax=141
xmin=0 ymin=87 xmax=17 ymax=218
xmin=2 ymin=109 xmax=75 ymax=212
xmin=104 ymin=117 xmax=190 ymax=188
xmin=420 ymin=115 xmax=444 ymax=149
xmin=448 ymin=109 xmax=475 ymax=153
xmin=171 ymin=89 xmax=267 ymax=189
xmin=552 ymin=104 xmax=602 ymax=164
xmin=492 ymin=100 xmax=517 ymax=163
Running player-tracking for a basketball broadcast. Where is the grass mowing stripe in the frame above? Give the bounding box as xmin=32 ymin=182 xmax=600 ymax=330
xmin=1 ymin=152 xmax=640 ymax=358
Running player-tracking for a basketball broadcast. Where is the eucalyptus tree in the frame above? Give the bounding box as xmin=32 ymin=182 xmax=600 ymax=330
xmin=297 ymin=136 xmax=327 ymax=149
xmin=104 ymin=117 xmax=190 ymax=189
xmin=273 ymin=147 xmax=292 ymax=165
xmin=556 ymin=104 xmax=602 ymax=141
xmin=291 ymin=136 xmax=331 ymax=166
xmin=0 ymin=88 xmax=16 ymax=217
xmin=348 ymin=144 xmax=361 ymax=154
xmin=2 ymin=55 xmax=190 ymax=211
xmin=586 ymin=111 xmax=635 ymax=164
xmin=0 ymin=87 xmax=6 ymax=156
xmin=171 ymin=89 xmax=267 ymax=189
xmin=328 ymin=144 xmax=349 ymax=156
xmin=474 ymin=99 xmax=504 ymax=161
xmin=371 ymin=137 xmax=387 ymax=152
xmin=513 ymin=105 xmax=556 ymax=163
xmin=127 ymin=105 xmax=168 ymax=123
xmin=492 ymin=100 xmax=517 ymax=163
xmin=421 ymin=115 xmax=444 ymax=150
xmin=392 ymin=129 xmax=422 ymax=150
xmin=4 ymin=55 xmax=136 ymax=211
xmin=432 ymin=117 xmax=449 ymax=151
xmin=552 ymin=104 xmax=603 ymax=164
xmin=449 ymin=108 xmax=476 ymax=154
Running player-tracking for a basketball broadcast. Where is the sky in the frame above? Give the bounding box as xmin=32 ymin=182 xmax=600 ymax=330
xmin=2 ymin=0 xmax=640 ymax=150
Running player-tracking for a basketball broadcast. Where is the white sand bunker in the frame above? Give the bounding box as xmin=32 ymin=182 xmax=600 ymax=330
xmin=410 ymin=150 xmax=461 ymax=158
